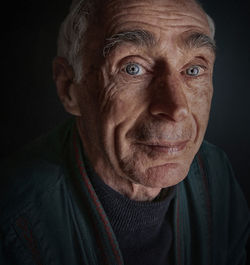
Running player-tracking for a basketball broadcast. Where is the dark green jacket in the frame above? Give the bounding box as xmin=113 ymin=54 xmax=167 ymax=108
xmin=0 ymin=119 xmax=249 ymax=265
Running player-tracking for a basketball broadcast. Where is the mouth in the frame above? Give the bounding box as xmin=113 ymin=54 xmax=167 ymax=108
xmin=136 ymin=140 xmax=189 ymax=154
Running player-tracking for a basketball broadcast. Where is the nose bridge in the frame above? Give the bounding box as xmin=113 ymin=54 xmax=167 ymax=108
xmin=165 ymin=73 xmax=187 ymax=106
xmin=149 ymin=72 xmax=189 ymax=121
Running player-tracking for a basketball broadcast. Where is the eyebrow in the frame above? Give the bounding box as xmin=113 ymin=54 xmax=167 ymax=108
xmin=103 ymin=29 xmax=155 ymax=57
xmin=102 ymin=30 xmax=216 ymax=57
xmin=184 ymin=32 xmax=216 ymax=54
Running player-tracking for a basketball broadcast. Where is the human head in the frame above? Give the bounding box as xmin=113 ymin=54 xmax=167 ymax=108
xmin=53 ymin=0 xmax=216 ymax=198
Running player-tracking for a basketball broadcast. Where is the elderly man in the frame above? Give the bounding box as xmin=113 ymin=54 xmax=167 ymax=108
xmin=0 ymin=0 xmax=249 ymax=264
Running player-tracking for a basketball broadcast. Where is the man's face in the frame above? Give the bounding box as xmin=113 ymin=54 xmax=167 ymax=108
xmin=76 ymin=0 xmax=215 ymax=188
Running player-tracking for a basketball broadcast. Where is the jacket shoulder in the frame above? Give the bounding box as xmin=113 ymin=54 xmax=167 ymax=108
xmin=199 ymin=140 xmax=229 ymax=165
xmin=196 ymin=140 xmax=246 ymax=205
xmin=197 ymin=141 xmax=249 ymax=264
xmin=0 ymin=119 xmax=74 ymax=223
xmin=197 ymin=140 xmax=235 ymax=184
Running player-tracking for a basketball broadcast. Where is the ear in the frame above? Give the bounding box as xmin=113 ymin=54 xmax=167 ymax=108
xmin=52 ymin=57 xmax=81 ymax=116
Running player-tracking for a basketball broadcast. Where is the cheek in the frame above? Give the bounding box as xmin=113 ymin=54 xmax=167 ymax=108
xmin=99 ymin=78 xmax=149 ymax=125
xmin=189 ymin=81 xmax=213 ymax=141
xmin=188 ymin=76 xmax=213 ymax=112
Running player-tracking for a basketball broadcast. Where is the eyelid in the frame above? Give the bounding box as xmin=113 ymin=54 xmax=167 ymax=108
xmin=187 ymin=64 xmax=207 ymax=70
xmin=181 ymin=55 xmax=209 ymax=69
xmin=189 ymin=64 xmax=206 ymax=71
xmin=123 ymin=61 xmax=143 ymax=68
xmin=118 ymin=56 xmax=153 ymax=72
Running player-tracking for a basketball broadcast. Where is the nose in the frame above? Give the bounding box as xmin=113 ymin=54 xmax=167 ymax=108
xmin=149 ymin=74 xmax=189 ymax=122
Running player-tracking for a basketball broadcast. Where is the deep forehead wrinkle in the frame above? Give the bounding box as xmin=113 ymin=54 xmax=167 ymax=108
xmin=183 ymin=32 xmax=216 ymax=54
xmin=103 ymin=29 xmax=155 ymax=57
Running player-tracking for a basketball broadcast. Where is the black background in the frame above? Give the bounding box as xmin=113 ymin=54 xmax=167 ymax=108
xmin=1 ymin=0 xmax=250 ymax=207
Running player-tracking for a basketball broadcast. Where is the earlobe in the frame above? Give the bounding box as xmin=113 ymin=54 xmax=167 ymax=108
xmin=52 ymin=57 xmax=81 ymax=116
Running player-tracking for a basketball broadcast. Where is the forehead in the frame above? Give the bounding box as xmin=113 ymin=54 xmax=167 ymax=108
xmin=101 ymin=0 xmax=210 ymax=39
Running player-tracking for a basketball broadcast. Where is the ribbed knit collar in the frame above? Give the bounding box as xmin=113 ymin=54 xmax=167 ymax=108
xmin=83 ymin=153 xmax=176 ymax=234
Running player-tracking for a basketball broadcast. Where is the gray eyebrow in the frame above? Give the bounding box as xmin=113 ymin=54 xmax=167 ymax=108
xmin=184 ymin=32 xmax=216 ymax=53
xmin=103 ymin=29 xmax=155 ymax=57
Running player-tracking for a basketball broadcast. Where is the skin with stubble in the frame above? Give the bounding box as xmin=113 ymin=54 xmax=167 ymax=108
xmin=54 ymin=0 xmax=215 ymax=201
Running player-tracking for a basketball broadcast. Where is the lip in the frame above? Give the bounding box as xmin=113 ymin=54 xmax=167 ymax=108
xmin=136 ymin=140 xmax=189 ymax=154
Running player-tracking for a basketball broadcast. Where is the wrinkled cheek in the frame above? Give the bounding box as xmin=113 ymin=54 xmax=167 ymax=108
xmin=189 ymin=87 xmax=212 ymax=147
xmin=195 ymin=85 xmax=213 ymax=117
xmin=109 ymin=98 xmax=130 ymax=122
xmin=99 ymin=97 xmax=132 ymax=159
xmin=202 ymin=90 xmax=213 ymax=123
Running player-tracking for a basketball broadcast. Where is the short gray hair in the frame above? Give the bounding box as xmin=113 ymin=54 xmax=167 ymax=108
xmin=57 ymin=0 xmax=95 ymax=82
xmin=57 ymin=0 xmax=215 ymax=83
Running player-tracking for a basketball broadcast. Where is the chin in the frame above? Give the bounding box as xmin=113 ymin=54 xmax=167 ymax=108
xmin=119 ymin=155 xmax=191 ymax=188
xmin=144 ymin=163 xmax=190 ymax=188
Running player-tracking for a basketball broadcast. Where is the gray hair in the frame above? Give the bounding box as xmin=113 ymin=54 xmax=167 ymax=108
xmin=57 ymin=0 xmax=215 ymax=83
xmin=57 ymin=0 xmax=94 ymax=82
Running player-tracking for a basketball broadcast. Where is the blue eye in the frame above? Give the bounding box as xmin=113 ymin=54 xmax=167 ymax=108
xmin=186 ymin=66 xmax=201 ymax=76
xmin=125 ymin=63 xmax=142 ymax=76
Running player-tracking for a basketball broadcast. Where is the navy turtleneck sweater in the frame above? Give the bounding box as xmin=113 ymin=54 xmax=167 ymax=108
xmin=84 ymin=160 xmax=176 ymax=265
